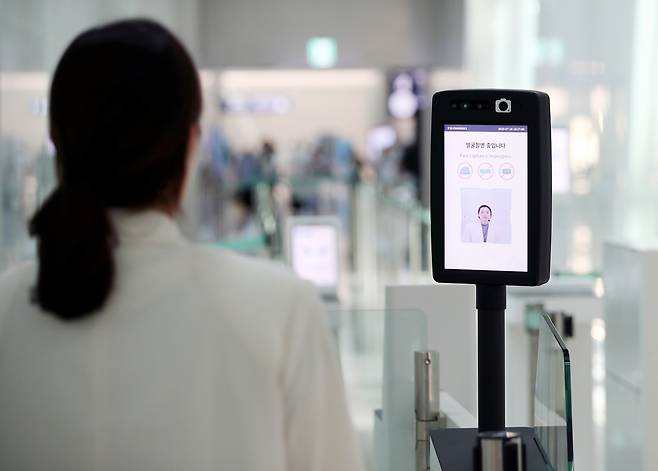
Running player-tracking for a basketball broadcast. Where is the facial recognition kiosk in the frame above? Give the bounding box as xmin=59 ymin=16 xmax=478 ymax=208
xmin=429 ymin=90 xmax=555 ymax=470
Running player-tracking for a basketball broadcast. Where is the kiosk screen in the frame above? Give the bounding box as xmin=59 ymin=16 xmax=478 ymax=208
xmin=290 ymin=224 xmax=339 ymax=287
xmin=444 ymin=124 xmax=528 ymax=272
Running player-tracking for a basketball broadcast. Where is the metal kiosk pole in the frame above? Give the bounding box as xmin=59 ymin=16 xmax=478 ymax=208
xmin=476 ymin=284 xmax=506 ymax=432
xmin=476 ymin=284 xmax=529 ymax=471
xmin=430 ymin=283 xmax=550 ymax=471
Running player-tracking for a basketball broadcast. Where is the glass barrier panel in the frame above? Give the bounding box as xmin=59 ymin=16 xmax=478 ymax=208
xmin=534 ymin=312 xmax=574 ymax=471
xmin=329 ymin=308 xmax=427 ymax=471
xmin=0 ymin=72 xmax=52 ymax=272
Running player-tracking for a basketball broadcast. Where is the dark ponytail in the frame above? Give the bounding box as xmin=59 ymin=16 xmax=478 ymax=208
xmin=30 ymin=187 xmax=116 ymax=319
xmin=30 ymin=19 xmax=202 ymax=320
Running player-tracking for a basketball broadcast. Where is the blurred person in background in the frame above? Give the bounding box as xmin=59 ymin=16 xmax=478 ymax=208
xmin=307 ymin=145 xmax=333 ymax=177
xmin=198 ymin=126 xmax=232 ymax=239
xmin=259 ymin=139 xmax=279 ymax=184
xmin=0 ymin=19 xmax=363 ymax=471
xmin=376 ymin=144 xmax=403 ymax=186
xmin=400 ymin=140 xmax=420 ymax=192
xmin=235 ymin=149 xmax=262 ymax=186
xmin=226 ymin=187 xmax=263 ymax=242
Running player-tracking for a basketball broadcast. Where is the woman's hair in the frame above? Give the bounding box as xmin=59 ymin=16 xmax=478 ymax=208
xmin=478 ymin=204 xmax=492 ymax=216
xmin=29 ymin=19 xmax=202 ymax=320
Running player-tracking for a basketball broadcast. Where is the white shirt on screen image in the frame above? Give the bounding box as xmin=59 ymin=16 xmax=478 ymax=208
xmin=0 ymin=211 xmax=364 ymax=471
xmin=462 ymin=220 xmax=504 ymax=244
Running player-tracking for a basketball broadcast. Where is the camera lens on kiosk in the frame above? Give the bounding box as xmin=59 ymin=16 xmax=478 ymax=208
xmin=461 ymin=102 xmax=470 ymax=110
xmin=495 ymin=98 xmax=511 ymax=113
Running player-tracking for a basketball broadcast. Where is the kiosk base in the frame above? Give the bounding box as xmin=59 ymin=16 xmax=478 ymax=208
xmin=430 ymin=428 xmax=550 ymax=470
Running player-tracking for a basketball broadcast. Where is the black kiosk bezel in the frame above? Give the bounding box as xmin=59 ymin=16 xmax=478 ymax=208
xmin=430 ymin=89 xmax=552 ymax=287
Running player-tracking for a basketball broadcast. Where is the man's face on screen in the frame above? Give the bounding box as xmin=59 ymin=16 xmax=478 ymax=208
xmin=478 ymin=207 xmax=491 ymax=225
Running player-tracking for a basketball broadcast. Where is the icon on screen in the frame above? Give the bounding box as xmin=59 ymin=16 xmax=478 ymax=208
xmin=458 ymin=163 xmax=473 ymax=179
xmin=478 ymin=163 xmax=494 ymax=180
xmin=499 ymin=163 xmax=515 ymax=180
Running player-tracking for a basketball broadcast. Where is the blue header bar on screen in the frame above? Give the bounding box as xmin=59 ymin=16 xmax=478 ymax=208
xmin=444 ymin=124 xmax=527 ymax=132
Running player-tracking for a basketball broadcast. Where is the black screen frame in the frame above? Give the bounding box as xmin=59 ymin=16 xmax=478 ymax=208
xmin=431 ymin=89 xmax=552 ymax=286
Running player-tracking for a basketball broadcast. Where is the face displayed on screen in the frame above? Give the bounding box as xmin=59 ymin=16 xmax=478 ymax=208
xmin=478 ymin=205 xmax=491 ymax=224
xmin=444 ymin=124 xmax=528 ymax=272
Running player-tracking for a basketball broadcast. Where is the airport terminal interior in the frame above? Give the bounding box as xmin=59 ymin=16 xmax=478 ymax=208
xmin=2 ymin=0 xmax=658 ymax=469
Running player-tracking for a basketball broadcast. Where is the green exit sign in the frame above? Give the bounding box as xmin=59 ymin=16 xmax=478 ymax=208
xmin=306 ymin=37 xmax=337 ymax=68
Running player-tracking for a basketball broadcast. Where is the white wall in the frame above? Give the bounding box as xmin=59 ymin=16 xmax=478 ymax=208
xmin=0 ymin=73 xmax=49 ymax=154
xmin=211 ymin=69 xmax=386 ymax=158
xmin=198 ymin=0 xmax=463 ymax=68
xmin=0 ymin=0 xmax=201 ymax=71
xmin=1 ymin=0 xmax=464 ymax=72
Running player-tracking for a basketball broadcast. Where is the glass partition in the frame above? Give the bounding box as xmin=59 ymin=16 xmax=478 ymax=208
xmin=534 ymin=312 xmax=574 ymax=471
xmin=0 ymin=73 xmax=52 ymax=272
xmin=329 ymin=308 xmax=427 ymax=471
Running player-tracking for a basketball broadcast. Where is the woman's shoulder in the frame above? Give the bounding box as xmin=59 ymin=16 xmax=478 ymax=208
xmin=186 ymin=244 xmax=318 ymax=302
xmin=181 ymin=245 xmax=323 ymax=340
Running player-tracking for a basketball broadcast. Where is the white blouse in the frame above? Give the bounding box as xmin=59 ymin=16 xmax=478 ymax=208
xmin=0 ymin=210 xmax=364 ymax=471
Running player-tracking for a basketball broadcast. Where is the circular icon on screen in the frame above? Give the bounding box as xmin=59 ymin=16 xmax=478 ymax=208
xmin=478 ymin=163 xmax=494 ymax=180
xmin=457 ymin=162 xmax=473 ymax=179
xmin=499 ymin=163 xmax=515 ymax=180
